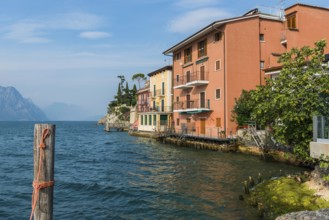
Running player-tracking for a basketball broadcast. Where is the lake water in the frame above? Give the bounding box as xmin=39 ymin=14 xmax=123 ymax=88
xmin=0 ymin=121 xmax=306 ymax=219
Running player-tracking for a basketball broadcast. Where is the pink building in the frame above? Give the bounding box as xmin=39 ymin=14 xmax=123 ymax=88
xmin=163 ymin=3 xmax=329 ymax=138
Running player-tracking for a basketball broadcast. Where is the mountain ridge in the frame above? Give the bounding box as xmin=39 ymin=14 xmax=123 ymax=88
xmin=0 ymin=86 xmax=48 ymax=121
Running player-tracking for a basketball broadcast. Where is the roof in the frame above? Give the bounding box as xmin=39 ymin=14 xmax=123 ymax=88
xmin=163 ymin=11 xmax=281 ymax=55
xmin=147 ymin=65 xmax=172 ymax=77
xmin=285 ymin=3 xmax=329 ymax=12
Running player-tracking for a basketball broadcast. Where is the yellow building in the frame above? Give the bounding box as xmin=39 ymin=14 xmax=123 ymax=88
xmin=146 ymin=65 xmax=173 ymax=132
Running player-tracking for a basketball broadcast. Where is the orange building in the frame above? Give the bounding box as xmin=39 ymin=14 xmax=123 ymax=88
xmin=163 ymin=3 xmax=329 ymax=137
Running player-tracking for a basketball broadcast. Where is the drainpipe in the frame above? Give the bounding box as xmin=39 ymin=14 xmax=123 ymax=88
xmin=223 ymin=31 xmax=227 ymax=135
xmin=259 ymin=17 xmax=262 ymax=85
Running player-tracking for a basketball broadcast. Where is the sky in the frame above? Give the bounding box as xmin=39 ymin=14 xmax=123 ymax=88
xmin=0 ymin=0 xmax=328 ymax=119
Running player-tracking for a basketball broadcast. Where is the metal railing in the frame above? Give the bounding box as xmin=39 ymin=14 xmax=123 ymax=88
xmin=137 ymin=104 xmax=150 ymax=112
xmin=151 ymin=89 xmax=164 ymax=98
xmin=176 ymin=126 xmax=227 ymax=139
xmin=174 ymin=99 xmax=210 ymax=110
xmin=150 ymin=106 xmax=172 ymax=112
xmin=174 ymin=71 xmax=209 ymax=87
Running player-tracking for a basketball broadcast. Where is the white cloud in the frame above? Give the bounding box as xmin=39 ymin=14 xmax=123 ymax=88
xmin=168 ymin=8 xmax=232 ymax=33
xmin=3 ymin=20 xmax=50 ymax=43
xmin=2 ymin=12 xmax=106 ymax=43
xmin=79 ymin=31 xmax=111 ymax=39
xmin=49 ymin=12 xmax=105 ymax=30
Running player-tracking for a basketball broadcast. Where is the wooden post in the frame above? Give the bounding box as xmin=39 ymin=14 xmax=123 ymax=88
xmin=33 ymin=124 xmax=55 ymax=220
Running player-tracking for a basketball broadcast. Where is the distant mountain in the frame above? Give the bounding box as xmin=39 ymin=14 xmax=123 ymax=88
xmin=0 ymin=86 xmax=48 ymax=121
xmin=43 ymin=102 xmax=88 ymax=121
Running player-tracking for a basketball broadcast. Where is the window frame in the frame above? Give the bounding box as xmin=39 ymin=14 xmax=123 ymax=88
xmin=287 ymin=13 xmax=297 ymax=29
xmin=215 ymin=60 xmax=221 ymax=71
xmin=184 ymin=47 xmax=192 ymax=64
xmin=259 ymin=34 xmax=264 ymax=42
xmin=174 ymin=52 xmax=181 ymax=61
xmin=215 ymin=89 xmax=221 ymax=100
xmin=260 ymin=61 xmax=265 ymax=69
xmin=214 ymin=32 xmax=222 ymax=42
xmin=198 ymin=39 xmax=207 ymax=58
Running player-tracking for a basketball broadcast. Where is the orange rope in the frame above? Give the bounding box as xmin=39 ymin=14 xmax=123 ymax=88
xmin=30 ymin=128 xmax=54 ymax=220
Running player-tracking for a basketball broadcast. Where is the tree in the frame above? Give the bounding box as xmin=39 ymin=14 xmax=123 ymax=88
xmin=132 ymin=73 xmax=146 ymax=89
xmin=231 ymin=90 xmax=257 ymax=127
xmin=233 ymin=40 xmax=329 ymax=162
xmin=261 ymin=40 xmax=329 ymax=160
xmin=130 ymin=84 xmax=137 ymax=106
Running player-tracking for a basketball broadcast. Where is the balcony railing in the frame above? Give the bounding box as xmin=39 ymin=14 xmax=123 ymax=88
xmin=150 ymin=106 xmax=172 ymax=112
xmin=151 ymin=89 xmax=165 ymax=98
xmin=137 ymin=100 xmax=149 ymax=106
xmin=176 ymin=126 xmax=227 ymax=139
xmin=174 ymin=99 xmax=211 ymax=113
xmin=137 ymin=104 xmax=150 ymax=112
xmin=174 ymin=71 xmax=209 ymax=89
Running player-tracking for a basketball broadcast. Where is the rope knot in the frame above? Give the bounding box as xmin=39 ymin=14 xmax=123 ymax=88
xmin=39 ymin=128 xmax=50 ymax=149
xmin=33 ymin=180 xmax=54 ymax=190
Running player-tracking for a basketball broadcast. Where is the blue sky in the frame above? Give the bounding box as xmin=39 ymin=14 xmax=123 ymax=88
xmin=0 ymin=0 xmax=328 ymax=119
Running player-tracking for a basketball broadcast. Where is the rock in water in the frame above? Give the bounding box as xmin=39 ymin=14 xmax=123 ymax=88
xmin=276 ymin=209 xmax=329 ymax=220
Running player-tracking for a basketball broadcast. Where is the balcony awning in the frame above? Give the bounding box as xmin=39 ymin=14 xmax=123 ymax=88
xmin=178 ymin=109 xmax=212 ymax=114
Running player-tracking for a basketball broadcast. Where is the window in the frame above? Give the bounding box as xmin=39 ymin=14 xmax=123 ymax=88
xmin=260 ymin=61 xmax=265 ymax=69
xmin=145 ymin=115 xmax=148 ymax=125
xmin=161 ymin=82 xmax=165 ymax=95
xmin=287 ymin=14 xmax=297 ymax=29
xmin=176 ymin=75 xmax=180 ymax=82
xmin=174 ymin=52 xmax=181 ymax=61
xmin=214 ymin=32 xmax=222 ymax=41
xmin=215 ymin=60 xmax=221 ymax=70
xmin=153 ymin=115 xmax=156 ymax=126
xmin=176 ymin=118 xmax=180 ymax=126
xmin=216 ymin=118 xmax=221 ymax=127
xmin=184 ymin=47 xmax=192 ymax=64
xmin=259 ymin=34 xmax=264 ymax=41
xmin=215 ymin=89 xmax=221 ymax=100
xmin=153 ymin=101 xmax=156 ymax=110
xmin=176 ymin=96 xmax=179 ymax=102
xmin=198 ymin=39 xmax=207 ymax=58
xmin=149 ymin=115 xmax=152 ymax=125
xmin=141 ymin=115 xmax=143 ymax=125
xmin=161 ymin=99 xmax=164 ymax=112
xmin=153 ymin=85 xmax=156 ymax=96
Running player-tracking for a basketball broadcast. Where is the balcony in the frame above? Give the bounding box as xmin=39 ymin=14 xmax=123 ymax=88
xmin=137 ymin=103 xmax=150 ymax=113
xmin=173 ymin=99 xmax=211 ymax=114
xmin=151 ymin=89 xmax=165 ymax=98
xmin=174 ymin=71 xmax=209 ymax=89
xmin=150 ymin=106 xmax=172 ymax=113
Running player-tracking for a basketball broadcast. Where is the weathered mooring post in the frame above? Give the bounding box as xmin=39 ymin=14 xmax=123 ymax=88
xmin=31 ymin=124 xmax=55 ymax=220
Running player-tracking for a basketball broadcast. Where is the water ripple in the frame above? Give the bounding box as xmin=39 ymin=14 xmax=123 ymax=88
xmin=0 ymin=121 xmax=307 ymax=219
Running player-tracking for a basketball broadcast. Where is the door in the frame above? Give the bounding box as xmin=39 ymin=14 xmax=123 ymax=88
xmin=186 ymin=94 xmax=191 ymax=109
xmin=200 ymin=92 xmax=205 ymax=108
xmin=200 ymin=118 xmax=206 ymax=135
xmin=186 ymin=71 xmax=191 ymax=83
xmin=200 ymin=66 xmax=205 ymax=80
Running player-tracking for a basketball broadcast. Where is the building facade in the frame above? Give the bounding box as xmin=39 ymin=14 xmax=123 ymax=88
xmin=136 ymin=81 xmax=151 ymax=131
xmin=163 ymin=3 xmax=329 ymax=138
xmin=148 ymin=65 xmax=173 ymax=132
xmin=137 ymin=66 xmax=173 ymax=132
